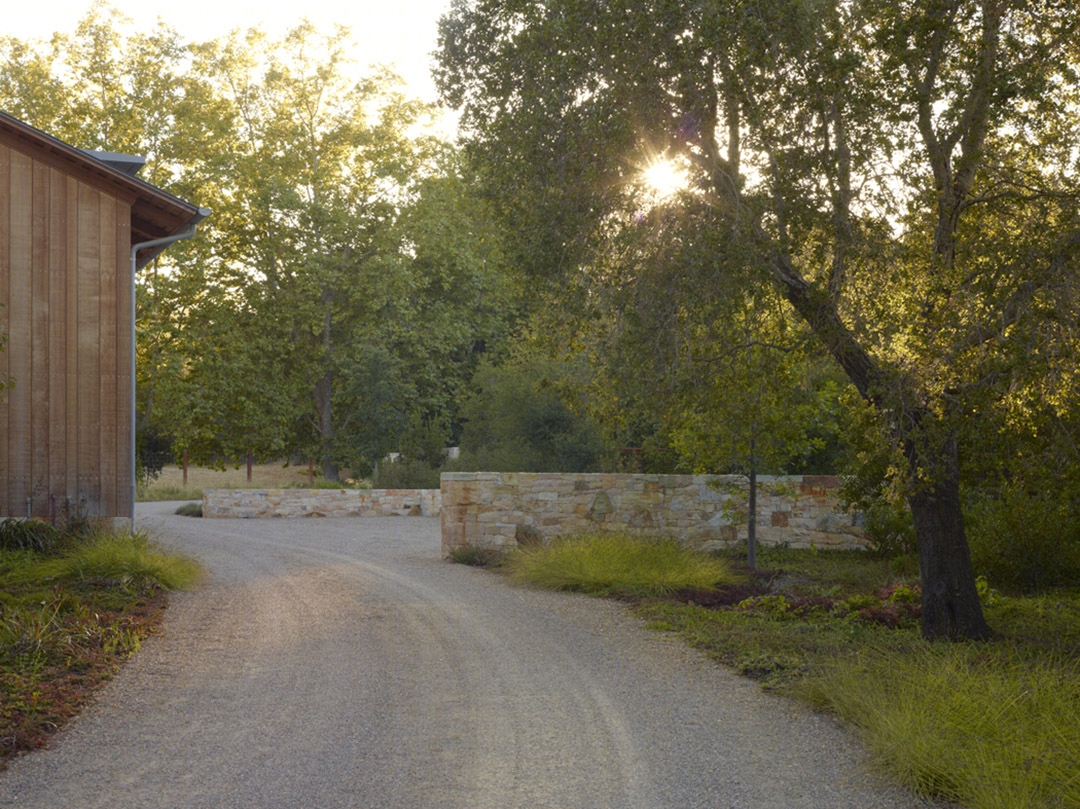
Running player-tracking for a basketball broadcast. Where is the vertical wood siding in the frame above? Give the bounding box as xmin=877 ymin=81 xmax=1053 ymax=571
xmin=0 ymin=143 xmax=133 ymax=520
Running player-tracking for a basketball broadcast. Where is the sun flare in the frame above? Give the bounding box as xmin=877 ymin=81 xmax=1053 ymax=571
xmin=642 ymin=159 xmax=687 ymax=198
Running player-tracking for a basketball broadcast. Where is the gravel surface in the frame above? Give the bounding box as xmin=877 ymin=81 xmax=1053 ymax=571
xmin=0 ymin=503 xmax=941 ymax=808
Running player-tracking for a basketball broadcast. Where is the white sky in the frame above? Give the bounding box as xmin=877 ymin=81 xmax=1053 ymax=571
xmin=7 ymin=0 xmax=453 ymax=103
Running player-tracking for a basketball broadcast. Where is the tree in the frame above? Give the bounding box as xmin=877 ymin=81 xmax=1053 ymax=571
xmin=456 ymin=349 xmax=612 ymax=472
xmin=1 ymin=8 xmax=523 ymax=481
xmin=437 ymin=0 xmax=1080 ymax=639
xmin=0 ymin=4 xmax=235 ymax=464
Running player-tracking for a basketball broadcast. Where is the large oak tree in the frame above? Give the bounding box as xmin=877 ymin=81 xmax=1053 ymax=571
xmin=436 ymin=0 xmax=1080 ymax=639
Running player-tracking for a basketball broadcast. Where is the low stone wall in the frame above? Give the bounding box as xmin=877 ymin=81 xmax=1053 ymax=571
xmin=203 ymin=488 xmax=440 ymax=519
xmin=441 ymin=473 xmax=864 ymax=557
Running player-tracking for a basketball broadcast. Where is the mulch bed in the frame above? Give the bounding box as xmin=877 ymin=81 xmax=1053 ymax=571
xmin=0 ymin=592 xmax=167 ymax=765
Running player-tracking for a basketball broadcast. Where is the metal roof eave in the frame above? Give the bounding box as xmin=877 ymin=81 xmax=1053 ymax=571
xmin=134 ymin=207 xmax=212 ymax=270
xmin=0 ymin=111 xmax=206 ymax=249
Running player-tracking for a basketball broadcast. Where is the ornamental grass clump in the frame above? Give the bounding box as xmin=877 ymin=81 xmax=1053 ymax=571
xmin=799 ymin=646 xmax=1080 ymax=809
xmin=506 ymin=531 xmax=742 ymax=596
xmin=33 ymin=531 xmax=203 ymax=593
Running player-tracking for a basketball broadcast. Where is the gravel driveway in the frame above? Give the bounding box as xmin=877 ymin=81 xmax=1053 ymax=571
xmin=0 ymin=503 xmax=939 ymax=808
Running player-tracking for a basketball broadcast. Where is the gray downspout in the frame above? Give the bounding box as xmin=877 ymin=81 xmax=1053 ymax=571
xmin=128 ymin=223 xmax=200 ymax=531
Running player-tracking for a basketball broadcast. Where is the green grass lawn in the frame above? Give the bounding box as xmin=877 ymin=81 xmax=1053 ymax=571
xmin=469 ymin=535 xmax=1080 ymax=809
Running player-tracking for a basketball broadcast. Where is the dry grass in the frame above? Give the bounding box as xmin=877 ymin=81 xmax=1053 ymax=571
xmin=150 ymin=462 xmax=319 ymax=492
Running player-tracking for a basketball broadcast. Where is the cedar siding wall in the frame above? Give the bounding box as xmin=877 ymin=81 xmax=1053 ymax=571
xmin=0 ymin=142 xmax=132 ymax=520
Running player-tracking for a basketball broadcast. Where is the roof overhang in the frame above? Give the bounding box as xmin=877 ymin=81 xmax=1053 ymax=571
xmin=0 ymin=112 xmax=209 ymax=269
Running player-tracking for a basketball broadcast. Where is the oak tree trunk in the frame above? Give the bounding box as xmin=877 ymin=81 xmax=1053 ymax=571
xmin=775 ymin=275 xmax=990 ymax=640
xmin=906 ymin=449 xmax=991 ymax=640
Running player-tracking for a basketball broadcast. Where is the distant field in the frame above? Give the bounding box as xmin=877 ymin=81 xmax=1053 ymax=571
xmin=140 ymin=461 xmax=352 ymax=500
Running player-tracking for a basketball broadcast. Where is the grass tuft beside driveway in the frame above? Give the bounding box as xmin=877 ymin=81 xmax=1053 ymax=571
xmin=0 ymin=529 xmax=203 ymax=761
xmin=505 ymin=532 xmax=743 ymax=596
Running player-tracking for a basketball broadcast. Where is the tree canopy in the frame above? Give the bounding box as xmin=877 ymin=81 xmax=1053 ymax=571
xmin=436 ymin=0 xmax=1080 ymax=639
xmin=1 ymin=6 xmax=521 ymax=479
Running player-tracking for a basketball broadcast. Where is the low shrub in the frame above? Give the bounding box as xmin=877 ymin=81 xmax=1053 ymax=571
xmin=506 ymin=532 xmax=743 ymax=596
xmin=448 ymin=544 xmax=505 ymax=567
xmin=174 ymin=503 xmax=202 ymax=517
xmin=375 ymin=457 xmax=441 ymax=489
xmin=860 ymin=500 xmax=917 ymax=557
xmin=0 ymin=519 xmax=61 ymax=554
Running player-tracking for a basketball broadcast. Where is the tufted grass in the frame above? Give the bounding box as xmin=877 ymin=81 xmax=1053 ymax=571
xmin=797 ymin=646 xmax=1080 ymax=809
xmin=28 ymin=530 xmax=203 ymax=594
xmin=1 ymin=529 xmax=203 ymax=759
xmin=634 ymin=542 xmax=1080 ymax=809
xmin=506 ymin=531 xmax=743 ymax=596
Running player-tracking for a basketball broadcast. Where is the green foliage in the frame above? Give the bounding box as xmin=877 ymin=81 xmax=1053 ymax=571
xmin=173 ymin=503 xmax=202 ymax=517
xmin=506 ymin=532 xmax=742 ymax=596
xmin=135 ymin=423 xmax=172 ymax=487
xmin=801 ymin=649 xmax=1080 ymax=809
xmin=975 ymin=576 xmax=1002 ymax=608
xmin=0 ymin=525 xmax=190 ymax=760
xmin=984 ymin=591 xmax=1080 ymax=659
xmin=436 ymin=0 xmax=1080 ymax=639
xmin=375 ymin=457 xmax=442 ymax=490
xmin=447 ymin=544 xmax=506 ymax=568
xmin=136 ymin=485 xmax=204 ymax=502
xmin=0 ymin=520 xmax=61 ymax=555
xmin=860 ymin=500 xmax=918 ymax=558
xmin=455 ymin=352 xmax=612 ymax=473
xmin=1 ymin=10 xmax=521 ymax=481
xmin=734 ymin=544 xmax=900 ymax=595
xmin=735 ymin=594 xmax=799 ymax=620
xmin=638 ymin=548 xmax=1080 ymax=806
xmin=32 ymin=531 xmax=203 ymax=593
xmin=290 ymin=479 xmax=365 ymax=491
xmin=965 ymin=486 xmax=1080 ymax=592
xmin=368 ymin=412 xmax=451 ymax=489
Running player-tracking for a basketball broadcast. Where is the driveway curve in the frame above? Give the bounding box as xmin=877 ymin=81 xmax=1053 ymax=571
xmin=0 ymin=503 xmax=938 ymax=809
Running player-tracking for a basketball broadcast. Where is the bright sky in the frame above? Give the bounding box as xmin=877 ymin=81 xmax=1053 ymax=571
xmin=8 ymin=0 xmax=453 ymax=103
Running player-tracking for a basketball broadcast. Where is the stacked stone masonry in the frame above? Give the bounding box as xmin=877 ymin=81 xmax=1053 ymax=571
xmin=203 ymin=488 xmax=440 ymax=519
xmin=441 ymin=472 xmax=865 ymax=558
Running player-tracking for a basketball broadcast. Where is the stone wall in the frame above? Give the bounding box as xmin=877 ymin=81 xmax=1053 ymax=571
xmin=203 ymin=488 xmax=440 ymax=519
xmin=440 ymin=472 xmax=864 ymax=557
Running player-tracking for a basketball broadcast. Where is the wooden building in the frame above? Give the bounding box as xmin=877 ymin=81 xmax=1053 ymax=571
xmin=0 ymin=112 xmax=208 ymax=524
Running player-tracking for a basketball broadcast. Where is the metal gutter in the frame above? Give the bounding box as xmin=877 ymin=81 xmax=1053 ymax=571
xmin=128 ymin=211 xmax=211 ymax=530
